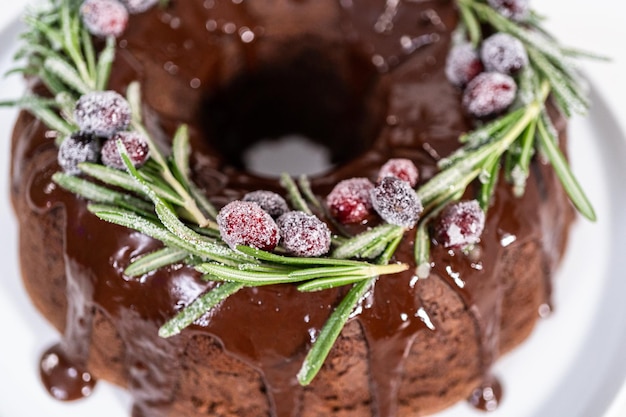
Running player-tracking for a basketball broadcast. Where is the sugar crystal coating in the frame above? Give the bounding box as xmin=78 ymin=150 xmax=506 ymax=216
xmin=74 ymin=91 xmax=132 ymax=137
xmin=326 ymin=178 xmax=375 ymax=224
xmin=378 ymin=158 xmax=419 ymax=187
xmin=101 ymin=131 xmax=150 ymax=170
xmin=370 ymin=177 xmax=423 ymax=228
xmin=445 ymin=43 xmax=484 ymax=87
xmin=119 ymin=0 xmax=160 ymax=14
xmin=242 ymin=190 xmax=289 ymax=219
xmin=58 ymin=132 xmax=101 ymax=175
xmin=463 ymin=72 xmax=517 ymax=119
xmin=80 ymin=0 xmax=129 ymax=38
xmin=217 ymin=201 xmax=280 ymax=251
xmin=277 ymin=211 xmax=331 ymax=257
xmin=487 ymin=0 xmax=530 ymax=22
xmin=481 ymin=33 xmax=528 ymax=75
xmin=435 ymin=200 xmax=486 ymax=249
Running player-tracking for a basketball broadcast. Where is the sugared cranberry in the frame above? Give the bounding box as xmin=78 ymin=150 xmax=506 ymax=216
xmin=101 ymin=131 xmax=150 ymax=170
xmin=80 ymin=0 xmax=129 ymax=38
xmin=435 ymin=200 xmax=485 ymax=249
xmin=119 ymin=0 xmax=159 ymax=14
xmin=487 ymin=0 xmax=530 ymax=22
xmin=74 ymin=91 xmax=131 ymax=137
xmin=481 ymin=33 xmax=528 ymax=75
xmin=58 ymin=132 xmax=101 ymax=175
xmin=463 ymin=72 xmax=517 ymax=119
xmin=445 ymin=43 xmax=484 ymax=87
xmin=370 ymin=177 xmax=423 ymax=228
xmin=276 ymin=211 xmax=331 ymax=257
xmin=326 ymin=178 xmax=375 ymax=224
xmin=378 ymin=158 xmax=419 ymax=187
xmin=242 ymin=190 xmax=289 ymax=219
xmin=217 ymin=201 xmax=280 ymax=251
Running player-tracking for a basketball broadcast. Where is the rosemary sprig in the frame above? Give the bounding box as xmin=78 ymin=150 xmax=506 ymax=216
xmin=0 ymin=1 xmax=116 ymax=123
xmin=536 ymin=113 xmax=594 ymax=217
xmin=451 ymin=0 xmax=596 ymax=222
xmin=125 ymin=83 xmax=214 ymax=228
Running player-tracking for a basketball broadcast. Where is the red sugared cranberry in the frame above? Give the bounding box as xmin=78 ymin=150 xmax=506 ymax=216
xmin=276 ymin=211 xmax=331 ymax=257
xmin=463 ymin=72 xmax=517 ymax=119
xmin=326 ymin=178 xmax=375 ymax=224
xmin=481 ymin=33 xmax=528 ymax=75
xmin=370 ymin=177 xmax=423 ymax=228
xmin=58 ymin=132 xmax=101 ymax=175
xmin=74 ymin=91 xmax=131 ymax=137
xmin=119 ymin=0 xmax=159 ymax=14
xmin=487 ymin=0 xmax=530 ymax=22
xmin=217 ymin=201 xmax=280 ymax=251
xmin=242 ymin=190 xmax=289 ymax=219
xmin=80 ymin=0 xmax=129 ymax=38
xmin=445 ymin=43 xmax=484 ymax=87
xmin=378 ymin=158 xmax=419 ymax=187
xmin=435 ymin=200 xmax=485 ymax=249
xmin=101 ymin=131 xmax=150 ymax=170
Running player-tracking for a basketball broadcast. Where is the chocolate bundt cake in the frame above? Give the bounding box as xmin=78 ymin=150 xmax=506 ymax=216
xmin=9 ymin=0 xmax=592 ymax=416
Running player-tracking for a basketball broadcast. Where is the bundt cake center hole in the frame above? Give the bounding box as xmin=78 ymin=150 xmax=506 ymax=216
xmin=199 ymin=40 xmax=385 ymax=178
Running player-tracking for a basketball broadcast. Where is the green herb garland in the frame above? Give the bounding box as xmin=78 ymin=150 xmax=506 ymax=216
xmin=1 ymin=0 xmax=598 ymax=386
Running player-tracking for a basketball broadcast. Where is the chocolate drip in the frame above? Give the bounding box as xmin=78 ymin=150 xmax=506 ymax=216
xmin=360 ymin=276 xmax=429 ymax=417
xmin=10 ymin=1 xmax=576 ymax=416
xmin=467 ymin=374 xmax=503 ymax=412
xmin=36 ymin=169 xmax=99 ymax=402
xmin=430 ymin=195 xmax=508 ymax=382
xmin=40 ymin=343 xmax=96 ymax=401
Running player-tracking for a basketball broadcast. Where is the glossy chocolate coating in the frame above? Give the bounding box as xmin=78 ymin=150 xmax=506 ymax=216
xmin=10 ymin=1 xmax=574 ymax=416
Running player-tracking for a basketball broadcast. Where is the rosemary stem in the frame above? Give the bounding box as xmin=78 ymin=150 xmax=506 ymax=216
xmin=131 ymin=120 xmax=211 ymax=228
xmin=297 ymin=278 xmax=373 ymax=386
xmin=158 ymin=281 xmax=244 ymax=338
xmin=494 ymin=82 xmax=547 ymax=154
xmin=60 ymin=3 xmax=93 ymax=89
xmin=280 ymin=173 xmax=312 ymax=214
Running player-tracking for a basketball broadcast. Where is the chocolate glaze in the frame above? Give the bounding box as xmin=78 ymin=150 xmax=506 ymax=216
xmin=10 ymin=1 xmax=574 ymax=416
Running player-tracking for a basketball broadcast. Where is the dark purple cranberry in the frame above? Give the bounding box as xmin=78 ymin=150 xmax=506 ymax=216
xmin=80 ymin=0 xmax=129 ymax=38
xmin=445 ymin=43 xmax=484 ymax=87
xmin=119 ymin=0 xmax=159 ymax=14
xmin=326 ymin=178 xmax=375 ymax=224
xmin=378 ymin=158 xmax=419 ymax=187
xmin=463 ymin=72 xmax=517 ymax=119
xmin=370 ymin=177 xmax=423 ymax=228
xmin=101 ymin=131 xmax=150 ymax=170
xmin=276 ymin=211 xmax=331 ymax=257
xmin=58 ymin=132 xmax=101 ymax=175
xmin=217 ymin=201 xmax=280 ymax=251
xmin=487 ymin=0 xmax=530 ymax=22
xmin=481 ymin=33 xmax=528 ymax=75
xmin=435 ymin=200 xmax=485 ymax=249
xmin=242 ymin=190 xmax=289 ymax=219
xmin=74 ymin=91 xmax=131 ymax=137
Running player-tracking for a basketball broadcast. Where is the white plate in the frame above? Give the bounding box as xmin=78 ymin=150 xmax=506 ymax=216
xmin=1 ymin=3 xmax=626 ymax=417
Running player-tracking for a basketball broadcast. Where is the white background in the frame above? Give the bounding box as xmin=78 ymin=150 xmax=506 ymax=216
xmin=0 ymin=1 xmax=625 ymax=417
